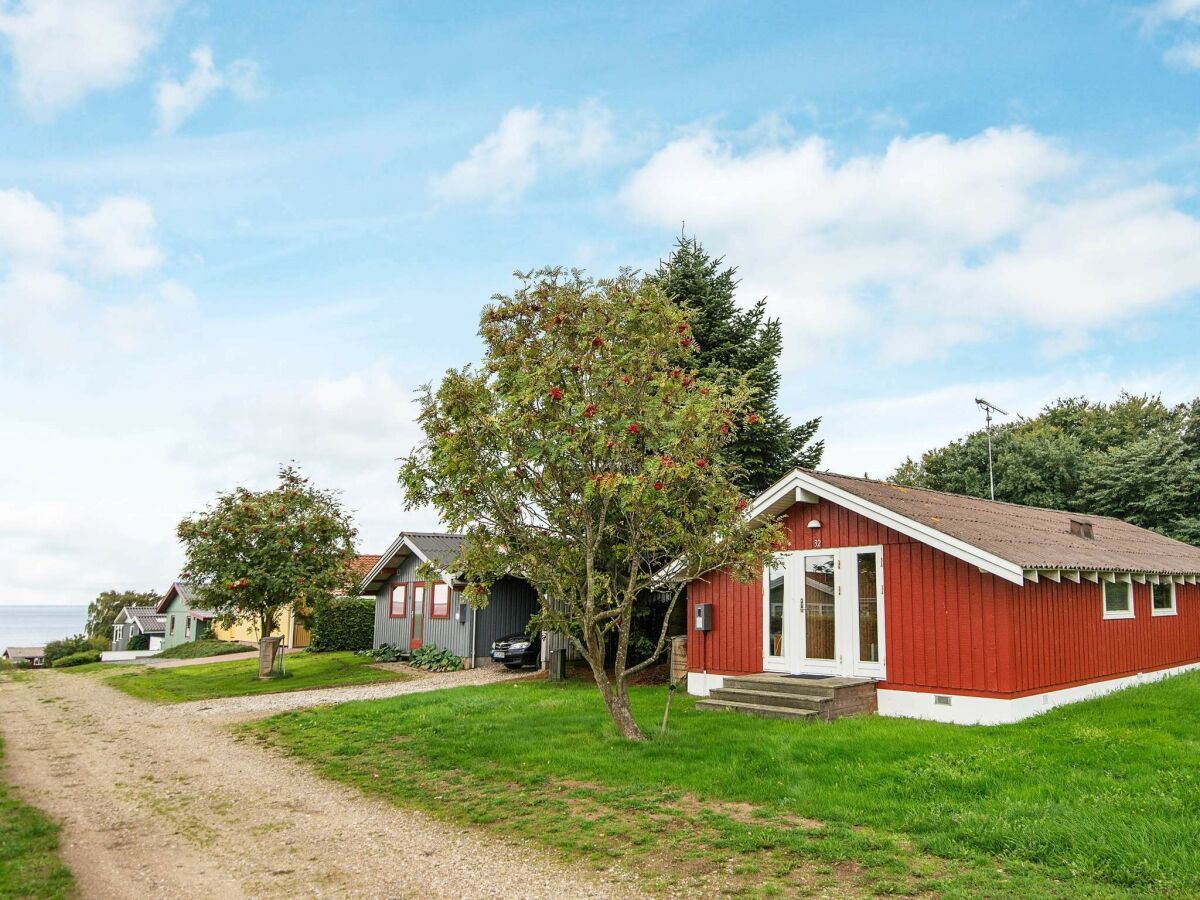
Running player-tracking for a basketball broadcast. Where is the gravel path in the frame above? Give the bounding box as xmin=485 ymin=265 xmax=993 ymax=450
xmin=0 ymin=670 xmax=641 ymax=899
xmin=182 ymin=663 xmax=534 ymax=721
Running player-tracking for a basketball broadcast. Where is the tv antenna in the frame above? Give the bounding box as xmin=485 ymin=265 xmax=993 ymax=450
xmin=975 ymin=397 xmax=1009 ymax=501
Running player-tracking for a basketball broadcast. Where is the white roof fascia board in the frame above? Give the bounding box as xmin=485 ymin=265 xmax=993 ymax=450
xmin=752 ymin=470 xmax=1025 ymax=586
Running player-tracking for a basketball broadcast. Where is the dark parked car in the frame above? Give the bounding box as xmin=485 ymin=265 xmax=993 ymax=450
xmin=490 ymin=632 xmax=540 ymax=669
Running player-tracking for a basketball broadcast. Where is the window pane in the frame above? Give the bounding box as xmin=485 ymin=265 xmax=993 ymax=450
xmin=805 ymin=555 xmax=835 ymax=660
xmin=391 ymin=584 xmax=406 ymax=616
xmin=768 ymin=564 xmax=785 ymax=657
xmin=1153 ymin=582 xmax=1174 ymax=611
xmin=857 ymin=553 xmax=879 ymax=663
xmin=1104 ymin=581 xmax=1131 ymax=613
xmin=413 ymin=584 xmax=425 ymax=615
xmin=432 ymin=583 xmax=450 ymax=615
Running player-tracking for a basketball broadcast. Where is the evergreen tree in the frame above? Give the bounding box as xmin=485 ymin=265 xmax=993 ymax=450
xmin=647 ymin=236 xmax=822 ymax=493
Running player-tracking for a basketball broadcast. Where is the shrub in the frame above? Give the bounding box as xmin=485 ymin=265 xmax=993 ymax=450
xmin=127 ymin=633 xmax=151 ymax=652
xmin=52 ymin=650 xmax=102 ymax=668
xmin=409 ymin=644 xmax=463 ymax=672
xmin=43 ymin=635 xmax=94 ymax=665
xmin=358 ymin=643 xmax=407 ymax=663
xmin=310 ymin=598 xmax=374 ymax=652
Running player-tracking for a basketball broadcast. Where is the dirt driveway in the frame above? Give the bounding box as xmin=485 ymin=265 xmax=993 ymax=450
xmin=0 ymin=671 xmax=640 ymax=899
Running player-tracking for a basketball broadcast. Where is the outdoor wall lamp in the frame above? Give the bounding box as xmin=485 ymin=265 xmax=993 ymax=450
xmin=807 ymin=519 xmax=821 ymax=529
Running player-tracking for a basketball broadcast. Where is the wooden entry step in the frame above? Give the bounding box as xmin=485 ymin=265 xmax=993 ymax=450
xmin=696 ymin=674 xmax=878 ymax=721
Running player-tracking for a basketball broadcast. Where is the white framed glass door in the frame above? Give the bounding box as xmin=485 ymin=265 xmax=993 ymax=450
xmin=762 ymin=546 xmax=885 ymax=678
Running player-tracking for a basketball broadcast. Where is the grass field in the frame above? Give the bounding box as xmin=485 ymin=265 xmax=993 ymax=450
xmin=0 ymin=734 xmax=73 ymax=899
xmin=248 ymin=672 xmax=1200 ymax=897
xmin=104 ymin=651 xmax=408 ymax=703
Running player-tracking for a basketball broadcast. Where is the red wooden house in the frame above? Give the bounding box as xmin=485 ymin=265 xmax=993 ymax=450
xmin=687 ymin=469 xmax=1200 ymax=725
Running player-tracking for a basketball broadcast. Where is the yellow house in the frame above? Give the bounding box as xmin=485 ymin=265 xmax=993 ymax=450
xmin=210 ymin=604 xmax=310 ymax=647
xmin=208 ymin=555 xmax=379 ymax=648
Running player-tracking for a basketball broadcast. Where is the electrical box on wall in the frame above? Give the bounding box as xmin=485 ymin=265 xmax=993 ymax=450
xmin=456 ymin=602 xmax=469 ymax=624
xmin=694 ymin=603 xmax=712 ymax=632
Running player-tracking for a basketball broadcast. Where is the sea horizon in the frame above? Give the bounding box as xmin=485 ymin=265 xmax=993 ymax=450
xmin=0 ymin=605 xmax=89 ymax=651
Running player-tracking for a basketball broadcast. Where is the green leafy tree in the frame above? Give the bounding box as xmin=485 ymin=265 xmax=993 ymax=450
xmin=646 ymin=236 xmax=822 ymax=492
xmin=1082 ymin=431 xmax=1200 ymax=544
xmin=400 ymin=268 xmax=785 ymax=740
xmin=44 ymin=634 xmax=105 ymax=665
xmin=176 ymin=465 xmax=358 ymax=644
xmin=893 ymin=392 xmax=1200 ymax=544
xmin=86 ymin=589 xmax=160 ymax=639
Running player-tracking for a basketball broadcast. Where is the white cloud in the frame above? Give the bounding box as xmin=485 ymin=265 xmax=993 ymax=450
xmin=1144 ymin=0 xmax=1200 ymax=27
xmin=1164 ymin=40 xmax=1200 ymax=68
xmin=622 ymin=126 xmax=1200 ymax=362
xmin=1141 ymin=0 xmax=1200 ymax=68
xmin=101 ymin=279 xmax=196 ymax=350
xmin=155 ymin=44 xmax=262 ymax=135
xmin=0 ymin=0 xmax=170 ymax=116
xmin=815 ymin=365 xmax=1200 ymax=480
xmin=0 ymin=187 xmax=184 ymax=352
xmin=431 ymin=100 xmax=614 ymax=203
xmin=72 ymin=195 xmax=162 ymax=275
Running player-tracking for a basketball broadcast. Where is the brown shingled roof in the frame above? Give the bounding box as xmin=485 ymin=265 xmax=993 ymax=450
xmin=349 ymin=554 xmax=382 ymax=580
xmin=804 ymin=470 xmax=1200 ymax=576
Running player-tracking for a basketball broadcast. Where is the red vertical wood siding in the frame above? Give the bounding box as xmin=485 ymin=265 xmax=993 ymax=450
xmin=1008 ymin=580 xmax=1200 ymax=695
xmin=688 ymin=495 xmax=1200 ymax=697
xmin=688 ymin=497 xmax=1019 ymax=693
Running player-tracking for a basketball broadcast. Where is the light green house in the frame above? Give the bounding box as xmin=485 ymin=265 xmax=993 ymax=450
xmin=155 ymin=582 xmax=216 ymax=650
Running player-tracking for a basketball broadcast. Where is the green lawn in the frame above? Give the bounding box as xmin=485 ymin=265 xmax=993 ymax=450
xmin=0 ymin=735 xmax=74 ymax=899
xmin=247 ymin=673 xmax=1200 ymax=898
xmin=105 ymin=651 xmax=408 ymax=703
xmin=154 ymin=639 xmax=253 ymax=660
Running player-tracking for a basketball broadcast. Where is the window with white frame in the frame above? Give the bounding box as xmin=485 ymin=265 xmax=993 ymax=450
xmin=1103 ymin=580 xmax=1134 ymax=619
xmin=1152 ymin=581 xmax=1177 ymax=616
xmin=185 ymin=616 xmax=192 ymax=637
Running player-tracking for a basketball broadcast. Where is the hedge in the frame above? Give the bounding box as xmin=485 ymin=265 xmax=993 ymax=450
xmin=309 ymin=597 xmax=375 ymax=652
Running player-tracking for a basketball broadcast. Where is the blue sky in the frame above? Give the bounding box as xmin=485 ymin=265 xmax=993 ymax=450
xmin=3 ymin=0 xmax=1200 ymax=606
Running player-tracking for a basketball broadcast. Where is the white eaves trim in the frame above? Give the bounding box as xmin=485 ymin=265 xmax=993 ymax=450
xmin=357 ymin=534 xmax=455 ymax=593
xmin=751 ymin=470 xmax=1027 ymax=586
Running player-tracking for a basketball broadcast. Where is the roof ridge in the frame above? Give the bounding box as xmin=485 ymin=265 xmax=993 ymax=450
xmin=801 ymin=468 xmax=1125 ymax=522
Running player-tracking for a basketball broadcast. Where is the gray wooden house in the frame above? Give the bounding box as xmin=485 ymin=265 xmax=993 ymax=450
xmin=359 ymin=532 xmax=540 ymax=668
xmin=110 ymin=605 xmax=166 ymax=651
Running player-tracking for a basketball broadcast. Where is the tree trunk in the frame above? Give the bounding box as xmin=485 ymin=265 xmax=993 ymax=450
xmin=604 ymin=685 xmax=645 ymax=741
xmin=579 ymin=640 xmax=646 ymax=741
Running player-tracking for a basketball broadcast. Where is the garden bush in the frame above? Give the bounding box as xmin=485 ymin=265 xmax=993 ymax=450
xmin=126 ymin=633 xmax=151 ymax=652
xmin=43 ymin=635 xmax=104 ymax=665
xmin=51 ymin=650 xmax=102 ymax=668
xmin=409 ymin=644 xmax=464 ymax=672
xmin=358 ymin=643 xmax=407 ymax=662
xmin=309 ymin=597 xmax=374 ymax=652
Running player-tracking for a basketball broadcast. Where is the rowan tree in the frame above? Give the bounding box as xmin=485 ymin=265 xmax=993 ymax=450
xmin=400 ymin=268 xmax=784 ymax=740
xmin=176 ymin=465 xmax=358 ymax=644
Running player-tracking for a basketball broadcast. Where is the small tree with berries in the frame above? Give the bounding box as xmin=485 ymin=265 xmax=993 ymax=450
xmin=176 ymin=465 xmax=358 ymax=658
xmin=400 ymin=268 xmax=784 ymax=740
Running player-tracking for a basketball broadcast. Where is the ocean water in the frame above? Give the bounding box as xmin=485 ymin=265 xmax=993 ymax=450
xmin=0 ymin=605 xmax=89 ymax=652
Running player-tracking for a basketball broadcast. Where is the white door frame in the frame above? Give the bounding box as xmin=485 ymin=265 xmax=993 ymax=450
xmin=762 ymin=546 xmax=886 ymax=679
